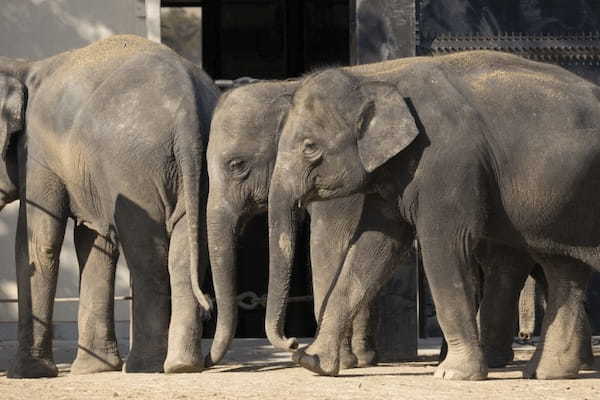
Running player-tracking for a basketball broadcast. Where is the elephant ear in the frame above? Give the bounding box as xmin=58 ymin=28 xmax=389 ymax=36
xmin=0 ymin=76 xmax=26 ymax=160
xmin=356 ymin=82 xmax=419 ymax=173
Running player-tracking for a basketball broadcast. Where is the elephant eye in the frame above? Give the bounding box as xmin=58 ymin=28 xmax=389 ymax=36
xmin=228 ymin=158 xmax=248 ymax=178
xmin=302 ymin=138 xmax=321 ymax=161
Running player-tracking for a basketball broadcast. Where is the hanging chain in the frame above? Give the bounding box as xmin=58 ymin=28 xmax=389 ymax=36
xmin=0 ymin=292 xmax=313 ymax=311
xmin=235 ymin=291 xmax=313 ymax=311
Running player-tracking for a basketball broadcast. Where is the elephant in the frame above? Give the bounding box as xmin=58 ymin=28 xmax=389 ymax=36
xmin=206 ymin=78 xmax=414 ymax=369
xmin=0 ymin=35 xmax=218 ymax=377
xmin=266 ymin=50 xmax=600 ymax=380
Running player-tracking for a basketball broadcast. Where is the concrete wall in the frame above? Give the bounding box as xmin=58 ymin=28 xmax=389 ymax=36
xmin=0 ymin=0 xmax=154 ymax=59
xmin=0 ymin=0 xmax=160 ymax=340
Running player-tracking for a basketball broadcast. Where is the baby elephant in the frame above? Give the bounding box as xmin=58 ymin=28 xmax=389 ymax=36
xmin=0 ymin=35 xmax=218 ymax=377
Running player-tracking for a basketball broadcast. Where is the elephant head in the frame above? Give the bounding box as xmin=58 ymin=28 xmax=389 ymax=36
xmin=205 ymin=80 xmax=297 ymax=364
xmin=0 ymin=60 xmax=27 ymax=210
xmin=266 ymin=68 xmax=420 ymax=348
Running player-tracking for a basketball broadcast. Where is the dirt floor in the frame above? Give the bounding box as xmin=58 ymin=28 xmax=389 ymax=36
xmin=1 ymin=339 xmax=599 ymax=400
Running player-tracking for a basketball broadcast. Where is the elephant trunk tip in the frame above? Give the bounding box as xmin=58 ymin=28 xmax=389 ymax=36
xmin=267 ymin=333 xmax=299 ymax=352
xmin=197 ymin=292 xmax=214 ymax=320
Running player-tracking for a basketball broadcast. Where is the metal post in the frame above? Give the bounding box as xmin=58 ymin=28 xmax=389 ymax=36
xmin=350 ymin=0 xmax=418 ymax=361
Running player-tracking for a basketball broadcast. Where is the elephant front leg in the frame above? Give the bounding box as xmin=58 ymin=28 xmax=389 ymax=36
xmin=336 ymin=306 xmax=379 ymax=370
xmin=163 ymin=218 xmax=205 ymax=373
xmin=524 ymin=256 xmax=591 ymax=379
xmin=71 ymin=225 xmax=123 ymax=374
xmin=8 ymin=181 xmax=68 ymax=378
xmin=295 ymin=229 xmax=399 ymax=376
xmin=350 ymin=303 xmax=377 ymax=367
xmin=420 ymin=237 xmax=487 ymax=380
xmin=478 ymin=249 xmax=532 ymax=368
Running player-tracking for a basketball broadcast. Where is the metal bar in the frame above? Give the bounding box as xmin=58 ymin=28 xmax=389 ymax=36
xmin=161 ymin=1 xmax=206 ymax=7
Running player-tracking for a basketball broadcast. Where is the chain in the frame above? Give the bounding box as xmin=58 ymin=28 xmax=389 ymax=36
xmin=0 ymin=293 xmax=312 ymax=311
xmin=235 ymin=291 xmax=313 ymax=311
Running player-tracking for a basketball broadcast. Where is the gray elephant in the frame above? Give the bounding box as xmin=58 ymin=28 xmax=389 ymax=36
xmin=266 ymin=51 xmax=600 ymax=380
xmin=0 ymin=35 xmax=217 ymax=378
xmin=205 ymin=79 xmax=411 ymax=369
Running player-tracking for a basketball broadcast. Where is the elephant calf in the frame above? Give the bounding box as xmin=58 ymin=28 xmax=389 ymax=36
xmin=0 ymin=35 xmax=218 ymax=377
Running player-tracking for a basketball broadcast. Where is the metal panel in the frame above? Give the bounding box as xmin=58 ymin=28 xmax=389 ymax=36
xmin=350 ymin=0 xmax=416 ymax=64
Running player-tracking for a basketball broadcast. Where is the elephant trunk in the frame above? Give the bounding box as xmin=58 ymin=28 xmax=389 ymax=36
xmin=205 ymin=200 xmax=238 ymax=366
xmin=265 ymin=175 xmax=300 ymax=351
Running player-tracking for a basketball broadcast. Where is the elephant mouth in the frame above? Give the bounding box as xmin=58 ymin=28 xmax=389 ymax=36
xmin=314 ymin=182 xmax=345 ymax=199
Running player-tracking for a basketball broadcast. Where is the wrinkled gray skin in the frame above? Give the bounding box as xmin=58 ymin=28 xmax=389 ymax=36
xmin=206 ymin=80 xmax=408 ymax=368
xmin=268 ymin=51 xmax=600 ymax=380
xmin=0 ymin=35 xmax=218 ymax=378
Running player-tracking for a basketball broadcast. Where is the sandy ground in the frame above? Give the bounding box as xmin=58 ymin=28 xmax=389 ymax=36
xmin=1 ymin=339 xmax=599 ymax=400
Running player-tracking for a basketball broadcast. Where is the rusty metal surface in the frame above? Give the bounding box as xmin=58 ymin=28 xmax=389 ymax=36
xmin=430 ymin=32 xmax=600 ymax=66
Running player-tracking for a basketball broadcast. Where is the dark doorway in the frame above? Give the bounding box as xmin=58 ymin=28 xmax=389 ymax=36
xmin=201 ymin=0 xmax=350 ymax=80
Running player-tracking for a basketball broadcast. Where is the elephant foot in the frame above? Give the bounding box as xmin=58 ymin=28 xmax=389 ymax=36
xmin=485 ymin=348 xmax=514 ymax=368
xmin=523 ymin=356 xmax=580 ymax=380
xmin=339 ymin=348 xmax=358 ymax=370
xmin=434 ymin=350 xmax=487 ymax=381
xmin=7 ymin=355 xmax=58 ymax=379
xmin=293 ymin=346 xmax=340 ymax=376
xmin=124 ymin=351 xmax=165 ymax=373
xmin=353 ymin=347 xmax=377 ymax=367
xmin=164 ymin=354 xmax=204 ymax=374
xmin=71 ymin=348 xmax=123 ymax=374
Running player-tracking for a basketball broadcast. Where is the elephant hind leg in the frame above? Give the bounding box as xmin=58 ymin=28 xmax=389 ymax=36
xmin=117 ymin=213 xmax=170 ymax=373
xmin=71 ymin=225 xmax=123 ymax=374
xmin=524 ymin=255 xmax=591 ymax=379
xmin=163 ymin=217 xmax=205 ymax=373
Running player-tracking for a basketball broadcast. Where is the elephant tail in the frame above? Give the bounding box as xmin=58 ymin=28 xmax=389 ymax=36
xmin=174 ymin=104 xmax=213 ymax=316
